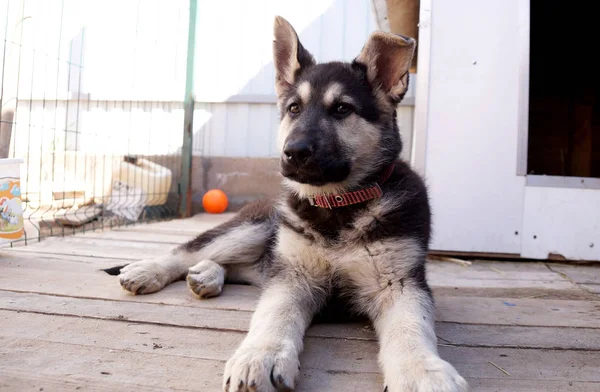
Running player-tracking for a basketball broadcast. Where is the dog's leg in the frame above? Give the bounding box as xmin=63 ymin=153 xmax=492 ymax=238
xmin=223 ymin=277 xmax=326 ymax=392
xmin=375 ymin=284 xmax=469 ymax=392
xmin=223 ymin=250 xmax=328 ymax=392
xmin=118 ymin=201 xmax=275 ymax=295
xmin=347 ymin=239 xmax=468 ymax=392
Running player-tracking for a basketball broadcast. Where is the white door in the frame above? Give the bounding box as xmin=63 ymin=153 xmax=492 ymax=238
xmin=413 ymin=0 xmax=600 ymax=261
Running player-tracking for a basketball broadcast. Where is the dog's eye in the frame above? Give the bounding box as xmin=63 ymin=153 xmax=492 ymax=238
xmin=288 ymin=103 xmax=301 ymax=115
xmin=335 ymin=103 xmax=353 ymax=116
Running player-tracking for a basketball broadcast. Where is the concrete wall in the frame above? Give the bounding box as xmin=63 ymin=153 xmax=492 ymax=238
xmin=190 ymin=156 xmax=280 ymax=213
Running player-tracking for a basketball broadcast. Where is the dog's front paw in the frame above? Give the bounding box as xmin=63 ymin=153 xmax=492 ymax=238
xmin=223 ymin=342 xmax=299 ymax=392
xmin=384 ymin=356 xmax=469 ymax=392
xmin=118 ymin=260 xmax=169 ymax=295
xmin=187 ymin=259 xmax=225 ymax=298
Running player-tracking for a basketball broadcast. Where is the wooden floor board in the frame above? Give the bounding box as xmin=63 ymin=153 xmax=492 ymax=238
xmin=435 ymin=323 xmax=600 ymax=351
xmin=583 ymin=284 xmax=600 ymax=294
xmin=2 ymin=265 xmax=599 ymax=328
xmin=1 ymin=213 xmax=599 ymax=391
xmin=1 ymin=250 xmax=593 ymax=313
xmin=2 ymin=290 xmax=600 ymax=351
xmin=2 ymin=311 xmax=600 ymax=392
xmin=3 ymin=237 xmax=166 ymax=260
xmin=67 ymin=229 xmax=194 ymax=244
xmin=548 ymin=263 xmax=600 ymax=285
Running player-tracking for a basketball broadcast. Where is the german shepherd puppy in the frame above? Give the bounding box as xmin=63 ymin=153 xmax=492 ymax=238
xmin=114 ymin=16 xmax=468 ymax=392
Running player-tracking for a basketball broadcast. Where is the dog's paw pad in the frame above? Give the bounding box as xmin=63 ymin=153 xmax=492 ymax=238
xmin=187 ymin=259 xmax=225 ymax=299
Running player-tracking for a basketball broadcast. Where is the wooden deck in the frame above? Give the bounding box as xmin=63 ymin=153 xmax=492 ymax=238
xmin=1 ymin=214 xmax=600 ymax=391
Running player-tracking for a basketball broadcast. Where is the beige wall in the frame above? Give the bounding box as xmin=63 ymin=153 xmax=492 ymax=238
xmin=190 ymin=157 xmax=281 ymax=213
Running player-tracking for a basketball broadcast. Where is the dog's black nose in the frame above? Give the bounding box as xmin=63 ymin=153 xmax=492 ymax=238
xmin=283 ymin=140 xmax=314 ymax=167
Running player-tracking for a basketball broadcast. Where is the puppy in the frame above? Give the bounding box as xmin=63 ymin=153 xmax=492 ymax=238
xmin=114 ymin=16 xmax=469 ymax=392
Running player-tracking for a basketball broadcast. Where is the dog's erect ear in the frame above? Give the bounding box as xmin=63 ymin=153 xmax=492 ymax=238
xmin=273 ymin=16 xmax=315 ymax=96
xmin=355 ymin=32 xmax=416 ymax=100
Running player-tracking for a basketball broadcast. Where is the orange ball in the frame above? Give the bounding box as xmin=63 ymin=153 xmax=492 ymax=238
xmin=202 ymin=189 xmax=228 ymax=214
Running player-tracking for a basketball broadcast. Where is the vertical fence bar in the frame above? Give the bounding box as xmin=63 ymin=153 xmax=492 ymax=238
xmin=179 ymin=0 xmax=197 ymax=218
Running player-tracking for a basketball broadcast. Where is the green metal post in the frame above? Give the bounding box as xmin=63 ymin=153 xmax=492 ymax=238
xmin=180 ymin=0 xmax=197 ymax=218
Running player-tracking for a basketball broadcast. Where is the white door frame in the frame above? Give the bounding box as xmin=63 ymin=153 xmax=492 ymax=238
xmin=410 ymin=0 xmax=432 ymax=176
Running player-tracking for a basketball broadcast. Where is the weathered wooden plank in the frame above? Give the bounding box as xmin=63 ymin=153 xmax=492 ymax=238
xmin=2 ymin=256 xmax=586 ymax=304
xmin=0 ymin=370 xmax=174 ymax=392
xmin=5 ymin=234 xmax=573 ymax=284
xmin=583 ymin=284 xmax=600 ymax=294
xmin=3 ymin=259 xmax=600 ymax=329
xmin=116 ymin=213 xmax=232 ymax=231
xmin=446 ymin=346 xmax=600 ymax=382
xmin=0 ymin=247 xmax=594 ymax=300
xmin=0 ymin=312 xmax=378 ymax=374
xmin=436 ymin=323 xmax=600 ymax=351
xmin=1 ymin=311 xmax=599 ymax=386
xmin=2 ymin=291 xmax=600 ymax=352
xmin=429 ymin=276 xmax=588 ymax=300
xmin=2 ymin=245 xmax=592 ymax=309
xmin=435 ymin=296 xmax=600 ymax=328
xmin=0 ymin=294 xmax=410 ymax=350
xmin=4 ymin=366 xmax=598 ymax=392
xmin=0 ymin=340 xmax=227 ymax=392
xmin=8 ymin=366 xmax=597 ymax=392
xmin=469 ymin=378 xmax=600 ymax=392
xmin=429 ymin=256 xmax=587 ymax=299
xmin=0 ymin=292 xmax=375 ymax=343
xmin=0 ymin=291 xmax=253 ymax=332
xmin=0 ymin=368 xmax=382 ymax=392
xmin=0 ymin=317 xmax=383 ymax=391
xmin=0 ymin=253 xmax=129 ymax=269
xmin=2 ymin=250 xmax=600 ymax=329
xmin=100 ymin=213 xmax=230 ymax=236
xmin=0 ymin=251 xmax=127 ymax=265
xmin=70 ymin=229 xmax=195 ymax=245
xmin=549 ymin=264 xmax=600 ymax=285
xmin=427 ymin=259 xmax=563 ymax=280
xmin=432 ymin=287 xmax=592 ymax=301
xmin=0 ymin=258 xmax=261 ymax=312
xmin=115 ymin=225 xmax=202 ymax=235
xmin=4 ymin=236 xmax=165 ymax=260
xmin=2 ymin=311 xmax=599 ymax=383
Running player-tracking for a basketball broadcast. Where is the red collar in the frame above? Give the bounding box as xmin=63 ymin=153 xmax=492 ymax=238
xmin=308 ymin=163 xmax=395 ymax=209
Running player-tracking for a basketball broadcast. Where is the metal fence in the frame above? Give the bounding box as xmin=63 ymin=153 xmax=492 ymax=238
xmin=0 ymin=0 xmax=194 ymax=246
